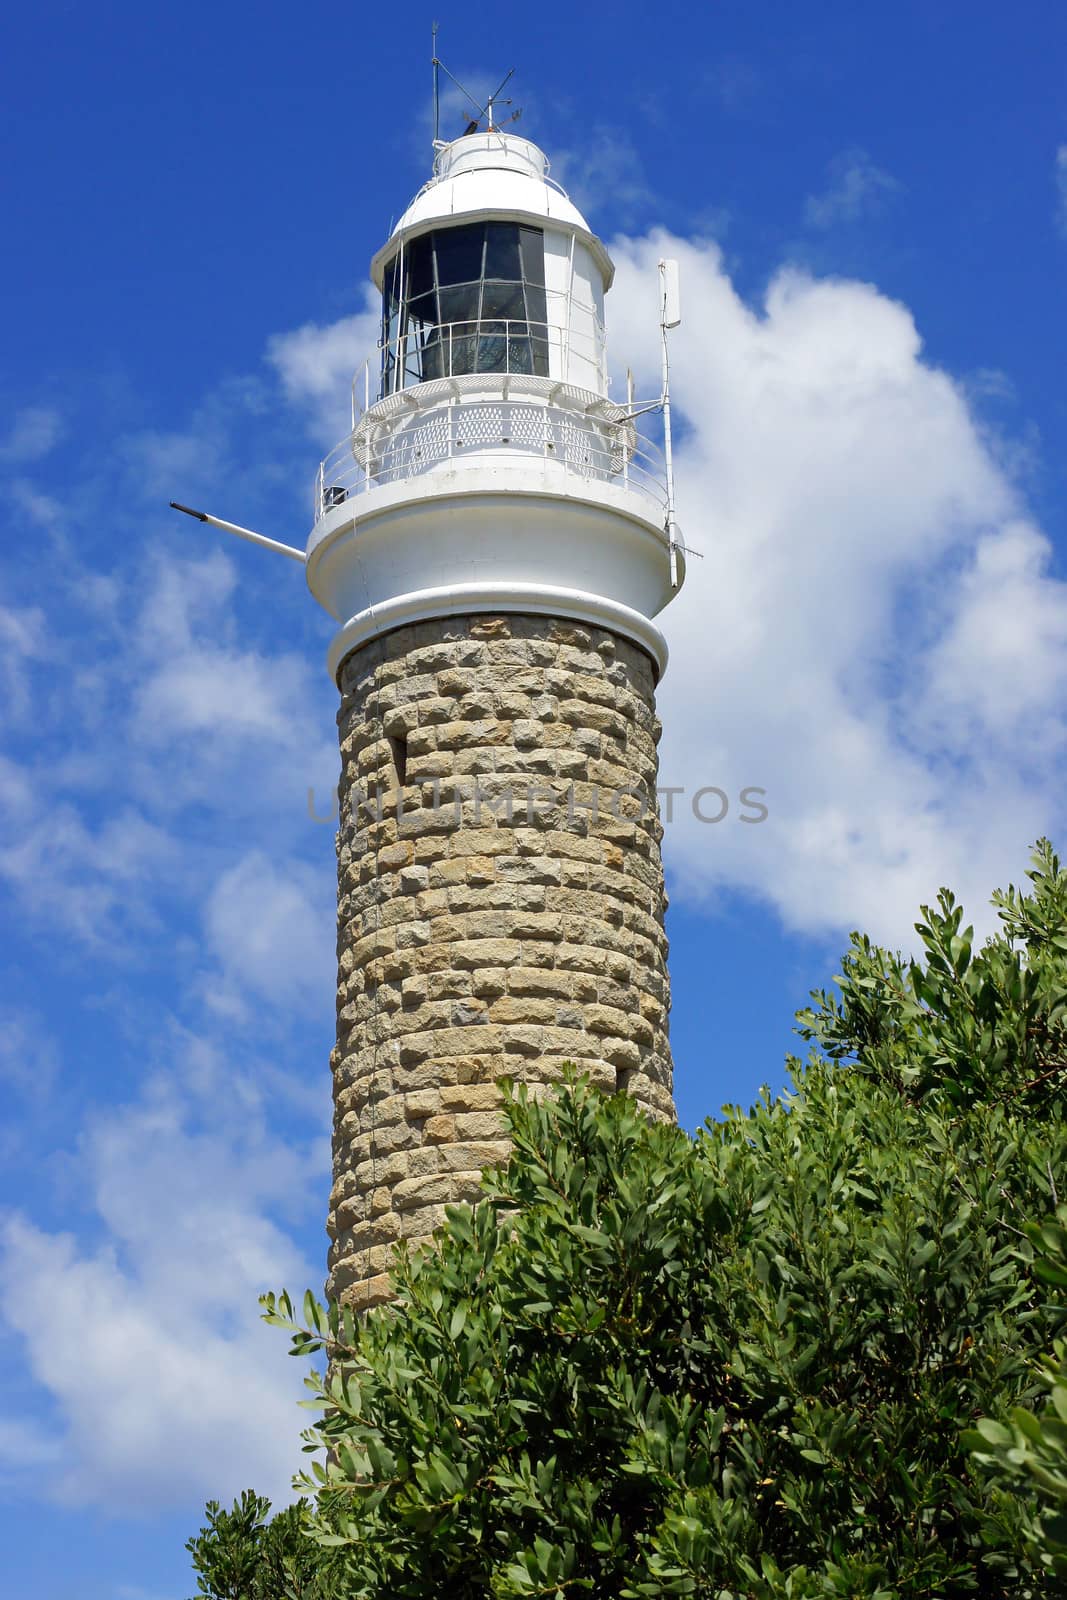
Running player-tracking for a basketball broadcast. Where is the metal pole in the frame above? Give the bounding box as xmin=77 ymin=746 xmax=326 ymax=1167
xmin=432 ymin=22 xmax=440 ymax=145
xmin=659 ymin=264 xmax=679 ymax=588
xmin=169 ymin=503 xmax=306 ymax=564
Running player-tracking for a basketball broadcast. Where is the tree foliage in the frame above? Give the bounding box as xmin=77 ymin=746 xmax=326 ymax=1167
xmin=191 ymin=840 xmax=1067 ymax=1598
xmin=966 ymin=1208 xmax=1067 ymax=1581
xmin=186 ymin=1490 xmax=341 ymax=1600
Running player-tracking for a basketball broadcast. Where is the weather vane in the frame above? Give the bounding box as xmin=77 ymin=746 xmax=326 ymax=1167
xmin=431 ymin=24 xmax=521 ymax=145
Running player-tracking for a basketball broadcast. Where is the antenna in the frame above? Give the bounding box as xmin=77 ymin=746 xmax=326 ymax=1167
xmin=432 ymin=22 xmax=440 ymax=145
xmin=432 ymin=58 xmax=487 ymax=123
xmin=481 ymin=67 xmax=515 ymax=132
xmin=658 ymin=259 xmax=682 ymax=588
xmin=430 ymin=56 xmax=522 ymax=136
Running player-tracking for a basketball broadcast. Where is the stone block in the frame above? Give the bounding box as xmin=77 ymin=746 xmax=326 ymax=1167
xmin=490 ymin=995 xmax=558 ymax=1025
xmin=439 ymin=1083 xmax=504 ymax=1113
xmin=453 ymin=1111 xmax=507 ymax=1140
xmin=393 ymin=1175 xmax=451 ymax=1211
xmin=438 ymin=1139 xmax=513 ymax=1173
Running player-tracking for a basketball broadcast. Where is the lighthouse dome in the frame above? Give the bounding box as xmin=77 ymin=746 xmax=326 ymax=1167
xmin=370 ymin=132 xmax=613 ymax=291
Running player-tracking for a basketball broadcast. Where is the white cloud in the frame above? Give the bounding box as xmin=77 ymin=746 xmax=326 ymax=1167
xmin=0 ymin=1041 xmax=325 ymax=1511
xmin=0 ymin=1006 xmax=57 ymax=1111
xmin=0 ymin=406 xmax=62 ymax=464
xmin=0 ymin=795 xmax=176 ymax=945
xmin=917 ymin=520 xmax=1067 ymax=757
xmin=0 ymin=531 xmax=337 ymax=984
xmin=0 ymin=1415 xmax=62 ymax=1469
xmin=552 ymin=127 xmax=656 ymax=225
xmin=126 ymin=548 xmax=338 ymax=829
xmin=1056 ymin=145 xmax=1067 ymax=237
xmin=0 ymin=599 xmax=48 ymax=722
xmin=268 ymin=300 xmax=382 ymax=445
xmin=805 ymin=148 xmax=901 ymax=228
xmin=10 ymin=477 xmax=62 ymax=530
xmin=604 ymin=231 xmax=1067 ymax=941
xmin=203 ymin=850 xmax=334 ymax=1018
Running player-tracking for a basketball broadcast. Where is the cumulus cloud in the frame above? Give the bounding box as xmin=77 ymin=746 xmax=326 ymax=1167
xmin=131 ymin=549 xmax=330 ymax=760
xmin=203 ymin=850 xmax=334 ymax=1018
xmin=0 ymin=793 xmax=176 ymax=946
xmin=268 ymin=299 xmax=382 ymax=445
xmin=0 ymin=376 xmax=338 ymax=1523
xmin=1056 ymin=145 xmax=1067 ymax=237
xmin=0 ymin=1034 xmax=325 ymax=1510
xmin=805 ymin=148 xmax=901 ymax=228
xmin=0 ymin=535 xmax=336 ymax=955
xmin=604 ymin=232 xmax=1067 ymax=941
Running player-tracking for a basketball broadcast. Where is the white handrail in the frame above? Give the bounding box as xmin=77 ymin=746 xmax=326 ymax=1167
xmin=361 ymin=293 xmax=608 ymax=415
xmin=313 ymin=391 xmax=668 ymax=524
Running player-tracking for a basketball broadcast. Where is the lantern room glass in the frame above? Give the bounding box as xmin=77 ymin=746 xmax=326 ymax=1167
xmin=380 ymin=222 xmax=549 ymax=395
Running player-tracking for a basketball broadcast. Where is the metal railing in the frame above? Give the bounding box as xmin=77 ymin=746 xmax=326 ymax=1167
xmin=314 ymin=395 xmax=668 ymax=523
xmin=352 ymin=303 xmax=608 ymax=421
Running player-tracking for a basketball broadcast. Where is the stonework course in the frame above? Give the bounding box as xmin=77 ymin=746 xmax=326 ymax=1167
xmin=327 ymin=612 xmax=674 ymax=1310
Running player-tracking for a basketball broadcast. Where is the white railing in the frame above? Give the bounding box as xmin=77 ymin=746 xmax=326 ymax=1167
xmin=314 ymin=395 xmax=668 ymax=524
xmin=352 ymin=303 xmax=608 ymax=423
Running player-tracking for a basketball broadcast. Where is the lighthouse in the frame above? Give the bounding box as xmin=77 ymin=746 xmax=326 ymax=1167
xmin=177 ymin=115 xmax=686 ymax=1313
xmin=310 ymin=126 xmax=686 ymax=1310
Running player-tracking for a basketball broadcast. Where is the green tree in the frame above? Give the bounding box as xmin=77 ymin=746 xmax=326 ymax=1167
xmin=966 ymin=1208 xmax=1067 ymax=1581
xmin=186 ymin=1491 xmax=340 ymax=1599
xmin=193 ymin=841 xmax=1067 ymax=1598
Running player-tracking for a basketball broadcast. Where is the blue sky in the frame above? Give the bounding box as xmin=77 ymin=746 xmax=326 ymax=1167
xmin=3 ymin=3 xmax=1067 ymax=1595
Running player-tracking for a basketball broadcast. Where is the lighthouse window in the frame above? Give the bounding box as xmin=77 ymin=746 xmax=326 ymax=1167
xmin=433 ymin=226 xmax=487 ymax=288
xmin=380 ymin=221 xmax=549 ymax=394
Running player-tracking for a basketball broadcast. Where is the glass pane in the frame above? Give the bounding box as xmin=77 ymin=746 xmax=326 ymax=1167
xmin=484 ymin=222 xmax=521 ymax=280
xmin=523 ymin=281 xmax=548 ymax=336
xmin=476 ymin=332 xmax=508 ymax=373
xmin=506 ymin=336 xmax=534 ymax=376
xmin=406 ymin=236 xmax=434 ymax=302
xmin=519 ymin=227 xmax=545 ymax=287
xmin=433 ymin=224 xmax=485 ymax=287
xmin=481 ymin=281 xmax=525 ymax=320
xmin=420 ymin=334 xmax=444 ymax=382
xmin=450 ymin=332 xmax=479 ymax=376
xmin=437 ymin=282 xmax=480 ymax=330
xmin=406 ymin=290 xmax=436 ymax=329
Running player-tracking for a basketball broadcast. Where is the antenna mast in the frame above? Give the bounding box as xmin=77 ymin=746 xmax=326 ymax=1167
xmin=483 ymin=67 xmax=514 ymax=132
xmin=658 ymin=259 xmax=682 ymax=588
xmin=432 ymin=21 xmax=440 ymax=145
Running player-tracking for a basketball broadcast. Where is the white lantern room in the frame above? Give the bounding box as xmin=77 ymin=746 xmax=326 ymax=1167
xmin=304 ymin=127 xmax=684 ymax=684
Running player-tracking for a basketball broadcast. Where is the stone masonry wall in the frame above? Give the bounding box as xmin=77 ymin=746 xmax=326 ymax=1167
xmin=327 ymin=612 xmax=674 ymax=1310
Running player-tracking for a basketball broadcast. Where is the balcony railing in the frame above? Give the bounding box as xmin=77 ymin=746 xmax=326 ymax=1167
xmin=314 ymin=389 xmax=668 ymax=525
xmin=353 ymin=305 xmax=608 ymax=419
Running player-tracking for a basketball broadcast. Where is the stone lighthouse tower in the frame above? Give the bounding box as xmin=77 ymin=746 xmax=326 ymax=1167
xmin=303 ymin=125 xmax=685 ymax=1310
